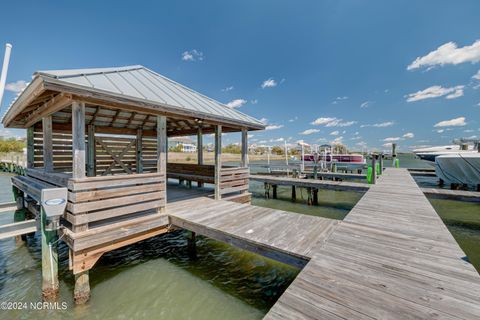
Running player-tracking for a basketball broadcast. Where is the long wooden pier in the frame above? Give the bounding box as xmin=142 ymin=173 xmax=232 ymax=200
xmin=166 ymin=168 xmax=480 ymax=319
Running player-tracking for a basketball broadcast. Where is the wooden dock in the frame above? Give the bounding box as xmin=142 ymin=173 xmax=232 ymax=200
xmin=264 ymin=168 xmax=480 ymax=319
xmin=250 ymin=174 xmax=370 ymax=192
xmin=422 ymin=187 xmax=480 ymax=202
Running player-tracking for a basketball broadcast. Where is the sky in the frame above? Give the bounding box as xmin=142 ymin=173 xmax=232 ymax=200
xmin=0 ymin=0 xmax=479 ymax=151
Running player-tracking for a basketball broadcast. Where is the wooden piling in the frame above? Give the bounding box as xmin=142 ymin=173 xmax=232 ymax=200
xmin=272 ymin=185 xmax=278 ymax=199
xmin=312 ymin=188 xmax=318 ymax=205
xmin=379 ymin=153 xmax=384 ymax=175
xmin=371 ymin=155 xmax=377 ymax=184
xmin=187 ymin=231 xmax=197 ymax=259
xmin=291 ymin=185 xmax=296 ymax=202
xmin=74 ymin=271 xmax=90 ymax=304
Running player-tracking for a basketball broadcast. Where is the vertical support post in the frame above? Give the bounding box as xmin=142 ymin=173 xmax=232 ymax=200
xmin=74 ymin=271 xmax=90 ymax=304
xmin=267 ymin=146 xmax=271 ymax=173
xmin=72 ymin=101 xmax=86 ymax=179
xmin=71 ymin=101 xmax=89 ymax=304
xmin=241 ymin=128 xmax=248 ymax=167
xmin=379 ymin=153 xmax=384 ymax=175
xmin=197 ymin=127 xmax=204 ymax=187
xmin=87 ymin=124 xmax=95 ymax=177
xmin=301 ymin=143 xmax=305 ymax=173
xmin=157 ymin=116 xmax=167 ymax=211
xmin=312 ymin=188 xmax=319 ymax=205
xmin=215 ymin=125 xmax=222 ymax=200
xmin=272 ymin=185 xmax=277 ymax=199
xmin=42 ymin=116 xmax=53 ymax=172
xmin=136 ymin=129 xmax=143 ymax=173
xmin=41 ymin=206 xmax=59 ymax=301
xmin=371 ymin=155 xmax=377 ymax=184
xmin=392 ymin=143 xmax=397 ymax=167
xmin=187 ymin=231 xmax=197 ymax=259
xmin=27 ymin=126 xmax=34 ymax=168
xmin=284 ymin=140 xmax=288 ymax=166
xmin=291 ymin=185 xmax=296 ymax=202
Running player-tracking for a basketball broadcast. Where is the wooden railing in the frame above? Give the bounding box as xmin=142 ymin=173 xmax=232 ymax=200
xmin=65 ymin=173 xmax=166 ymax=231
xmin=219 ymin=166 xmax=250 ymax=197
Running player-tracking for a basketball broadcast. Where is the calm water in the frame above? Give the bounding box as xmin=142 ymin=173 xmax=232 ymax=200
xmin=1 ymin=153 xmax=479 ymax=319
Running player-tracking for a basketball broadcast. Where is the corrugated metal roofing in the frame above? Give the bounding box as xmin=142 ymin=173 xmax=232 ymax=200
xmin=35 ymin=65 xmax=264 ymax=128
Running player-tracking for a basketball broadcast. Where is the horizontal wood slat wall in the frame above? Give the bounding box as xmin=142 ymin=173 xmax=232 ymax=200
xmin=219 ymin=167 xmax=249 ymax=196
xmin=65 ymin=173 xmax=166 ymax=229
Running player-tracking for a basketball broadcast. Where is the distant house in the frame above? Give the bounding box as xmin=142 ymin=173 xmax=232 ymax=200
xmin=169 ymin=137 xmax=197 ymax=153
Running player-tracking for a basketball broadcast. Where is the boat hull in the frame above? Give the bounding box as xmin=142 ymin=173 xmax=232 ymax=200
xmin=435 ymin=153 xmax=480 ymax=186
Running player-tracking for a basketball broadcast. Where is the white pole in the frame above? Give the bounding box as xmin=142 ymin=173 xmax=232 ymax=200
xmin=0 ymin=43 xmax=13 ymax=108
xmin=301 ymin=143 xmax=305 ymax=172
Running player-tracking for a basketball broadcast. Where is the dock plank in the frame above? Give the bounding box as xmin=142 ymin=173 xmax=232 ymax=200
xmin=265 ymin=168 xmax=480 ymax=320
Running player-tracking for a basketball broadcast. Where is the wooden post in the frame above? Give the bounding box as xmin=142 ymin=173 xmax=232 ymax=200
xmin=291 ymin=185 xmax=296 ymax=202
xmin=136 ymin=129 xmax=143 ymax=173
xmin=41 ymin=206 xmax=59 ymax=301
xmin=241 ymin=128 xmax=248 ymax=167
xmin=313 ymin=188 xmax=319 ymax=205
xmin=272 ymin=185 xmax=277 ymax=199
xmin=74 ymin=271 xmax=90 ymax=304
xmin=71 ymin=101 xmax=89 ymax=304
xmin=72 ymin=101 xmax=86 ymax=179
xmin=371 ymin=155 xmax=377 ymax=185
xmin=379 ymin=153 xmax=384 ymax=175
xmin=42 ymin=116 xmax=53 ymax=172
xmin=392 ymin=143 xmax=397 ymax=167
xmin=197 ymin=127 xmax=203 ymax=187
xmin=87 ymin=124 xmax=95 ymax=177
xmin=157 ymin=116 xmax=167 ymax=211
xmin=187 ymin=231 xmax=197 ymax=259
xmin=215 ymin=125 xmax=222 ymax=200
xmin=27 ymin=126 xmax=34 ymax=168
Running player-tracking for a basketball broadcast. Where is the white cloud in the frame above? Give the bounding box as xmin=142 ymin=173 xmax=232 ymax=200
xmin=250 ymin=99 xmax=258 ymax=104
xmin=331 ymin=136 xmax=343 ymax=144
xmin=222 ymin=86 xmax=234 ymax=92
xmin=464 ymin=129 xmax=474 ymax=133
xmin=350 ymin=136 xmax=362 ymax=140
xmin=300 ymin=129 xmax=320 ymax=135
xmin=436 ymin=129 xmax=445 ymax=133
xmin=330 ymin=130 xmax=339 ymax=136
xmin=382 ymin=142 xmax=393 ymax=147
xmin=406 ymin=85 xmax=464 ymax=102
xmin=261 ymin=78 xmax=277 ymax=89
xmin=360 ymin=101 xmax=373 ymax=108
xmin=332 ymin=96 xmax=348 ymax=104
xmin=265 ymin=124 xmax=284 ymax=130
xmin=465 ymin=135 xmax=478 ymax=139
xmin=434 ymin=117 xmax=466 ymax=127
xmin=259 ymin=118 xmax=268 ymax=124
xmin=226 ymin=99 xmax=247 ymax=108
xmin=361 ymin=121 xmax=394 ymax=128
xmin=356 ymin=141 xmax=367 ymax=147
xmin=403 ymin=132 xmax=415 ymax=139
xmin=383 ymin=137 xmax=401 ymax=142
xmin=248 ymin=134 xmax=255 ymax=138
xmin=311 ymin=117 xmax=356 ymax=127
xmin=5 ymin=80 xmax=28 ymax=93
xmin=182 ymin=49 xmax=204 ymax=61
xmin=407 ymin=40 xmax=480 ymax=70
xmin=288 ymin=116 xmax=298 ymax=122
xmin=473 ymin=70 xmax=480 ymax=80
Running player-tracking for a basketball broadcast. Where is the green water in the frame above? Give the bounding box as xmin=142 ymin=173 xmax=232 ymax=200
xmin=1 ymin=153 xmax=479 ymax=319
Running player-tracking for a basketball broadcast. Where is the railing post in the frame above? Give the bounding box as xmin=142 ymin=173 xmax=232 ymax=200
xmin=241 ymin=128 xmax=248 ymax=168
xmin=136 ymin=129 xmax=143 ymax=173
xmin=27 ymin=126 xmax=34 ymax=168
xmin=371 ymin=154 xmax=377 ymax=184
xmin=157 ymin=115 xmax=167 ymax=211
xmin=72 ymin=101 xmax=86 ymax=179
xmin=197 ymin=127 xmax=204 ymax=187
xmin=87 ymin=124 xmax=95 ymax=177
xmin=42 ymin=115 xmax=53 ymax=172
xmin=215 ymin=125 xmax=222 ymax=200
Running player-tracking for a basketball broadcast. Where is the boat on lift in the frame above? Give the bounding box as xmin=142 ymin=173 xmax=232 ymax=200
xmin=301 ymin=145 xmax=366 ymax=171
xmin=435 ymin=152 xmax=480 ymax=190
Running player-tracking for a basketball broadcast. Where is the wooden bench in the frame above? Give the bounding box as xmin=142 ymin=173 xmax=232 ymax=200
xmin=167 ymin=163 xmax=215 ymax=185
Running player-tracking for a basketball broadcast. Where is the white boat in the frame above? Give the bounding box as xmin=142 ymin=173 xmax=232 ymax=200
xmin=414 ymin=144 xmax=476 ymax=162
xmin=435 ymin=153 xmax=480 ymax=188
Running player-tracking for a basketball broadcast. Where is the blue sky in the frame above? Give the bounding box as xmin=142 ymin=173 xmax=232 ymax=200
xmin=0 ymin=0 xmax=479 ymax=151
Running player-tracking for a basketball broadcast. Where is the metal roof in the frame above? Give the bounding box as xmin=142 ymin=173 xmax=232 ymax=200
xmin=34 ymin=65 xmax=264 ymax=128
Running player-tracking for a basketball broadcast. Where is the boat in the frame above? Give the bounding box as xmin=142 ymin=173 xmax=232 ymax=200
xmin=435 ymin=153 xmax=480 ymax=189
xmin=413 ymin=144 xmax=477 ymax=162
xmin=301 ymin=153 xmax=366 ymax=171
